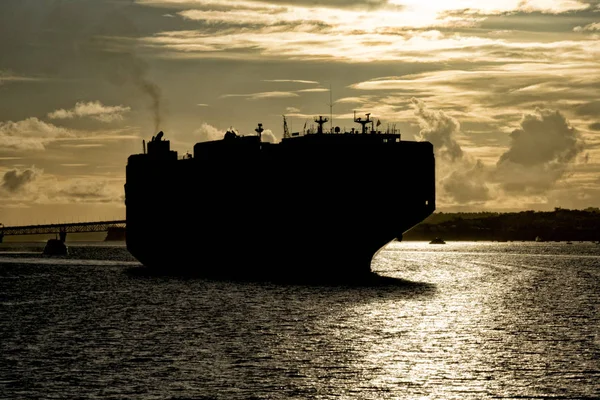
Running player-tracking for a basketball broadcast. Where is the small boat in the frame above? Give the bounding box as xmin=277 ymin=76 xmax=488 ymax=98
xmin=43 ymin=239 xmax=68 ymax=256
xmin=429 ymin=237 xmax=446 ymax=244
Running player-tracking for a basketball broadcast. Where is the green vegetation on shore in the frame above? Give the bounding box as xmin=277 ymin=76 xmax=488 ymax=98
xmin=403 ymin=208 xmax=600 ymax=242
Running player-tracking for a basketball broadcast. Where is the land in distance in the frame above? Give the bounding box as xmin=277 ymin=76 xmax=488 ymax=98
xmin=403 ymin=208 xmax=600 ymax=242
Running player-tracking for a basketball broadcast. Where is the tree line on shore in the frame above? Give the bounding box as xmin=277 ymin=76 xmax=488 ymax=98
xmin=403 ymin=208 xmax=600 ymax=242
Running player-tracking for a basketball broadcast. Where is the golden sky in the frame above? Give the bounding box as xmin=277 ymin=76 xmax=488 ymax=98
xmin=1 ymin=0 xmax=599 ymax=225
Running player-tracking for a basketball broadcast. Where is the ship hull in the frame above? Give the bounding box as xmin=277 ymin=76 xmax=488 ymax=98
xmin=125 ymin=132 xmax=435 ymax=281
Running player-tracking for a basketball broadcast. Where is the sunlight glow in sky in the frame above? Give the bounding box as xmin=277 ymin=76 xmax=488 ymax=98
xmin=0 ymin=0 xmax=599 ymax=224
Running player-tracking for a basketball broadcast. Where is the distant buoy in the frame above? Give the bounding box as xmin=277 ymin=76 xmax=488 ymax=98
xmin=429 ymin=237 xmax=446 ymax=244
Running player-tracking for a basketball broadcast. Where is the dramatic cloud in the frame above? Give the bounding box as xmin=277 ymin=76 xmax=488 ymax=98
xmin=0 ymin=118 xmax=75 ymax=151
xmin=393 ymin=0 xmax=590 ymax=14
xmin=498 ymin=109 xmax=582 ymax=166
xmin=0 ymin=117 xmax=139 ymax=152
xmin=494 ymin=108 xmax=585 ymax=193
xmin=410 ymin=99 xmax=490 ymax=205
xmin=47 ymin=101 xmax=131 ymax=123
xmin=441 ymin=160 xmax=491 ymax=204
xmin=350 ymin=62 xmax=600 ymax=133
xmin=411 ymin=98 xmax=463 ymax=162
xmin=1 ymin=168 xmax=39 ymax=192
xmin=140 ymin=0 xmax=591 ymax=29
xmin=0 ymin=169 xmax=125 ymax=205
xmin=2 ymin=0 xmax=599 ymax=217
xmin=137 ymin=0 xmax=597 ymax=64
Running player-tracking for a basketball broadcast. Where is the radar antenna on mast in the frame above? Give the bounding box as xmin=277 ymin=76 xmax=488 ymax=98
xmin=255 ymin=123 xmax=264 ymax=141
xmin=354 ymin=111 xmax=373 ymax=134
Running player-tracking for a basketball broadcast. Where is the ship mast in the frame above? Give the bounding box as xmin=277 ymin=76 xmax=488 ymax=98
xmin=354 ymin=111 xmax=373 ymax=134
xmin=283 ymin=115 xmax=290 ymax=139
xmin=255 ymin=123 xmax=264 ymax=141
xmin=329 ymin=82 xmax=333 ymax=132
xmin=314 ymin=115 xmax=329 ymax=134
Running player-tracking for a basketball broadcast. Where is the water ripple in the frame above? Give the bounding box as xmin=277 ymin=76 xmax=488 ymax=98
xmin=1 ymin=241 xmax=599 ymax=399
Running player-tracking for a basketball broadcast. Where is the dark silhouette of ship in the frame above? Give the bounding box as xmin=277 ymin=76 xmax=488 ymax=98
xmin=125 ymin=113 xmax=435 ymax=281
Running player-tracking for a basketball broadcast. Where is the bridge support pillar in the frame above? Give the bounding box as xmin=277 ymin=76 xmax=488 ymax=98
xmin=59 ymin=231 xmax=67 ymax=243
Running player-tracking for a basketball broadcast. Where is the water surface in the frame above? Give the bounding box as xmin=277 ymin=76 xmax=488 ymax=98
xmin=1 ymin=241 xmax=599 ymax=399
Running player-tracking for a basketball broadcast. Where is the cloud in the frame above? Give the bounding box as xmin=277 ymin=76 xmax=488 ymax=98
xmin=498 ymin=109 xmax=582 ymax=166
xmin=574 ymin=22 xmax=600 ymax=32
xmin=297 ymin=88 xmax=329 ymax=93
xmin=145 ymin=0 xmax=392 ymax=11
xmin=349 ymin=62 xmax=600 ymax=131
xmin=136 ymin=0 xmax=597 ymax=65
xmin=0 ymin=169 xmax=125 ymax=205
xmin=221 ymin=91 xmax=299 ymax=100
xmin=47 ymin=101 xmax=131 ymax=123
xmin=192 ymin=122 xmax=277 ymax=143
xmin=515 ymin=0 xmax=590 ymax=13
xmin=0 ymin=118 xmax=139 ymax=152
xmin=59 ymin=144 xmax=105 ymax=149
xmin=193 ymin=122 xmax=226 ymax=142
xmin=263 ymin=79 xmax=319 ymax=84
xmin=411 ymin=98 xmax=463 ymax=161
xmin=0 ymin=118 xmax=75 ymax=151
xmin=409 ymin=98 xmax=490 ymax=205
xmin=55 ymin=179 xmax=124 ymax=204
xmin=574 ymin=101 xmax=600 ymax=117
xmin=1 ymin=168 xmax=39 ymax=192
xmin=441 ymin=160 xmax=491 ymax=204
xmin=0 ymin=70 xmax=41 ymax=85
xmin=335 ymin=97 xmax=364 ymax=104
xmin=260 ymin=129 xmax=277 ymax=143
xmin=398 ymin=0 xmax=590 ymax=14
xmin=494 ymin=108 xmax=585 ymax=193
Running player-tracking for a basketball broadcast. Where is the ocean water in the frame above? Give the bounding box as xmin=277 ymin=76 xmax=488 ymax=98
xmin=1 ymin=241 xmax=599 ymax=399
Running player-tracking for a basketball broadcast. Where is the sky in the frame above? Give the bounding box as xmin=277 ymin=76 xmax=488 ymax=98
xmin=0 ymin=0 xmax=599 ymax=226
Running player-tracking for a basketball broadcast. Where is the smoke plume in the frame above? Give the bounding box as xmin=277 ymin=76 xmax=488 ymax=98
xmin=106 ymin=52 xmax=164 ymax=132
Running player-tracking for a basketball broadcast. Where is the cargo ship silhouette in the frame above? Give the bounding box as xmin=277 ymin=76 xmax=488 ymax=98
xmin=125 ymin=113 xmax=435 ymax=281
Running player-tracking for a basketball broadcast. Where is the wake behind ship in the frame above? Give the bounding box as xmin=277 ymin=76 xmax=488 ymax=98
xmin=125 ymin=113 xmax=435 ymax=281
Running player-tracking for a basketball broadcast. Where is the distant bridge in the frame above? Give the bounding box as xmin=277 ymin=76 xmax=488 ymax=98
xmin=0 ymin=220 xmax=126 ymax=243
